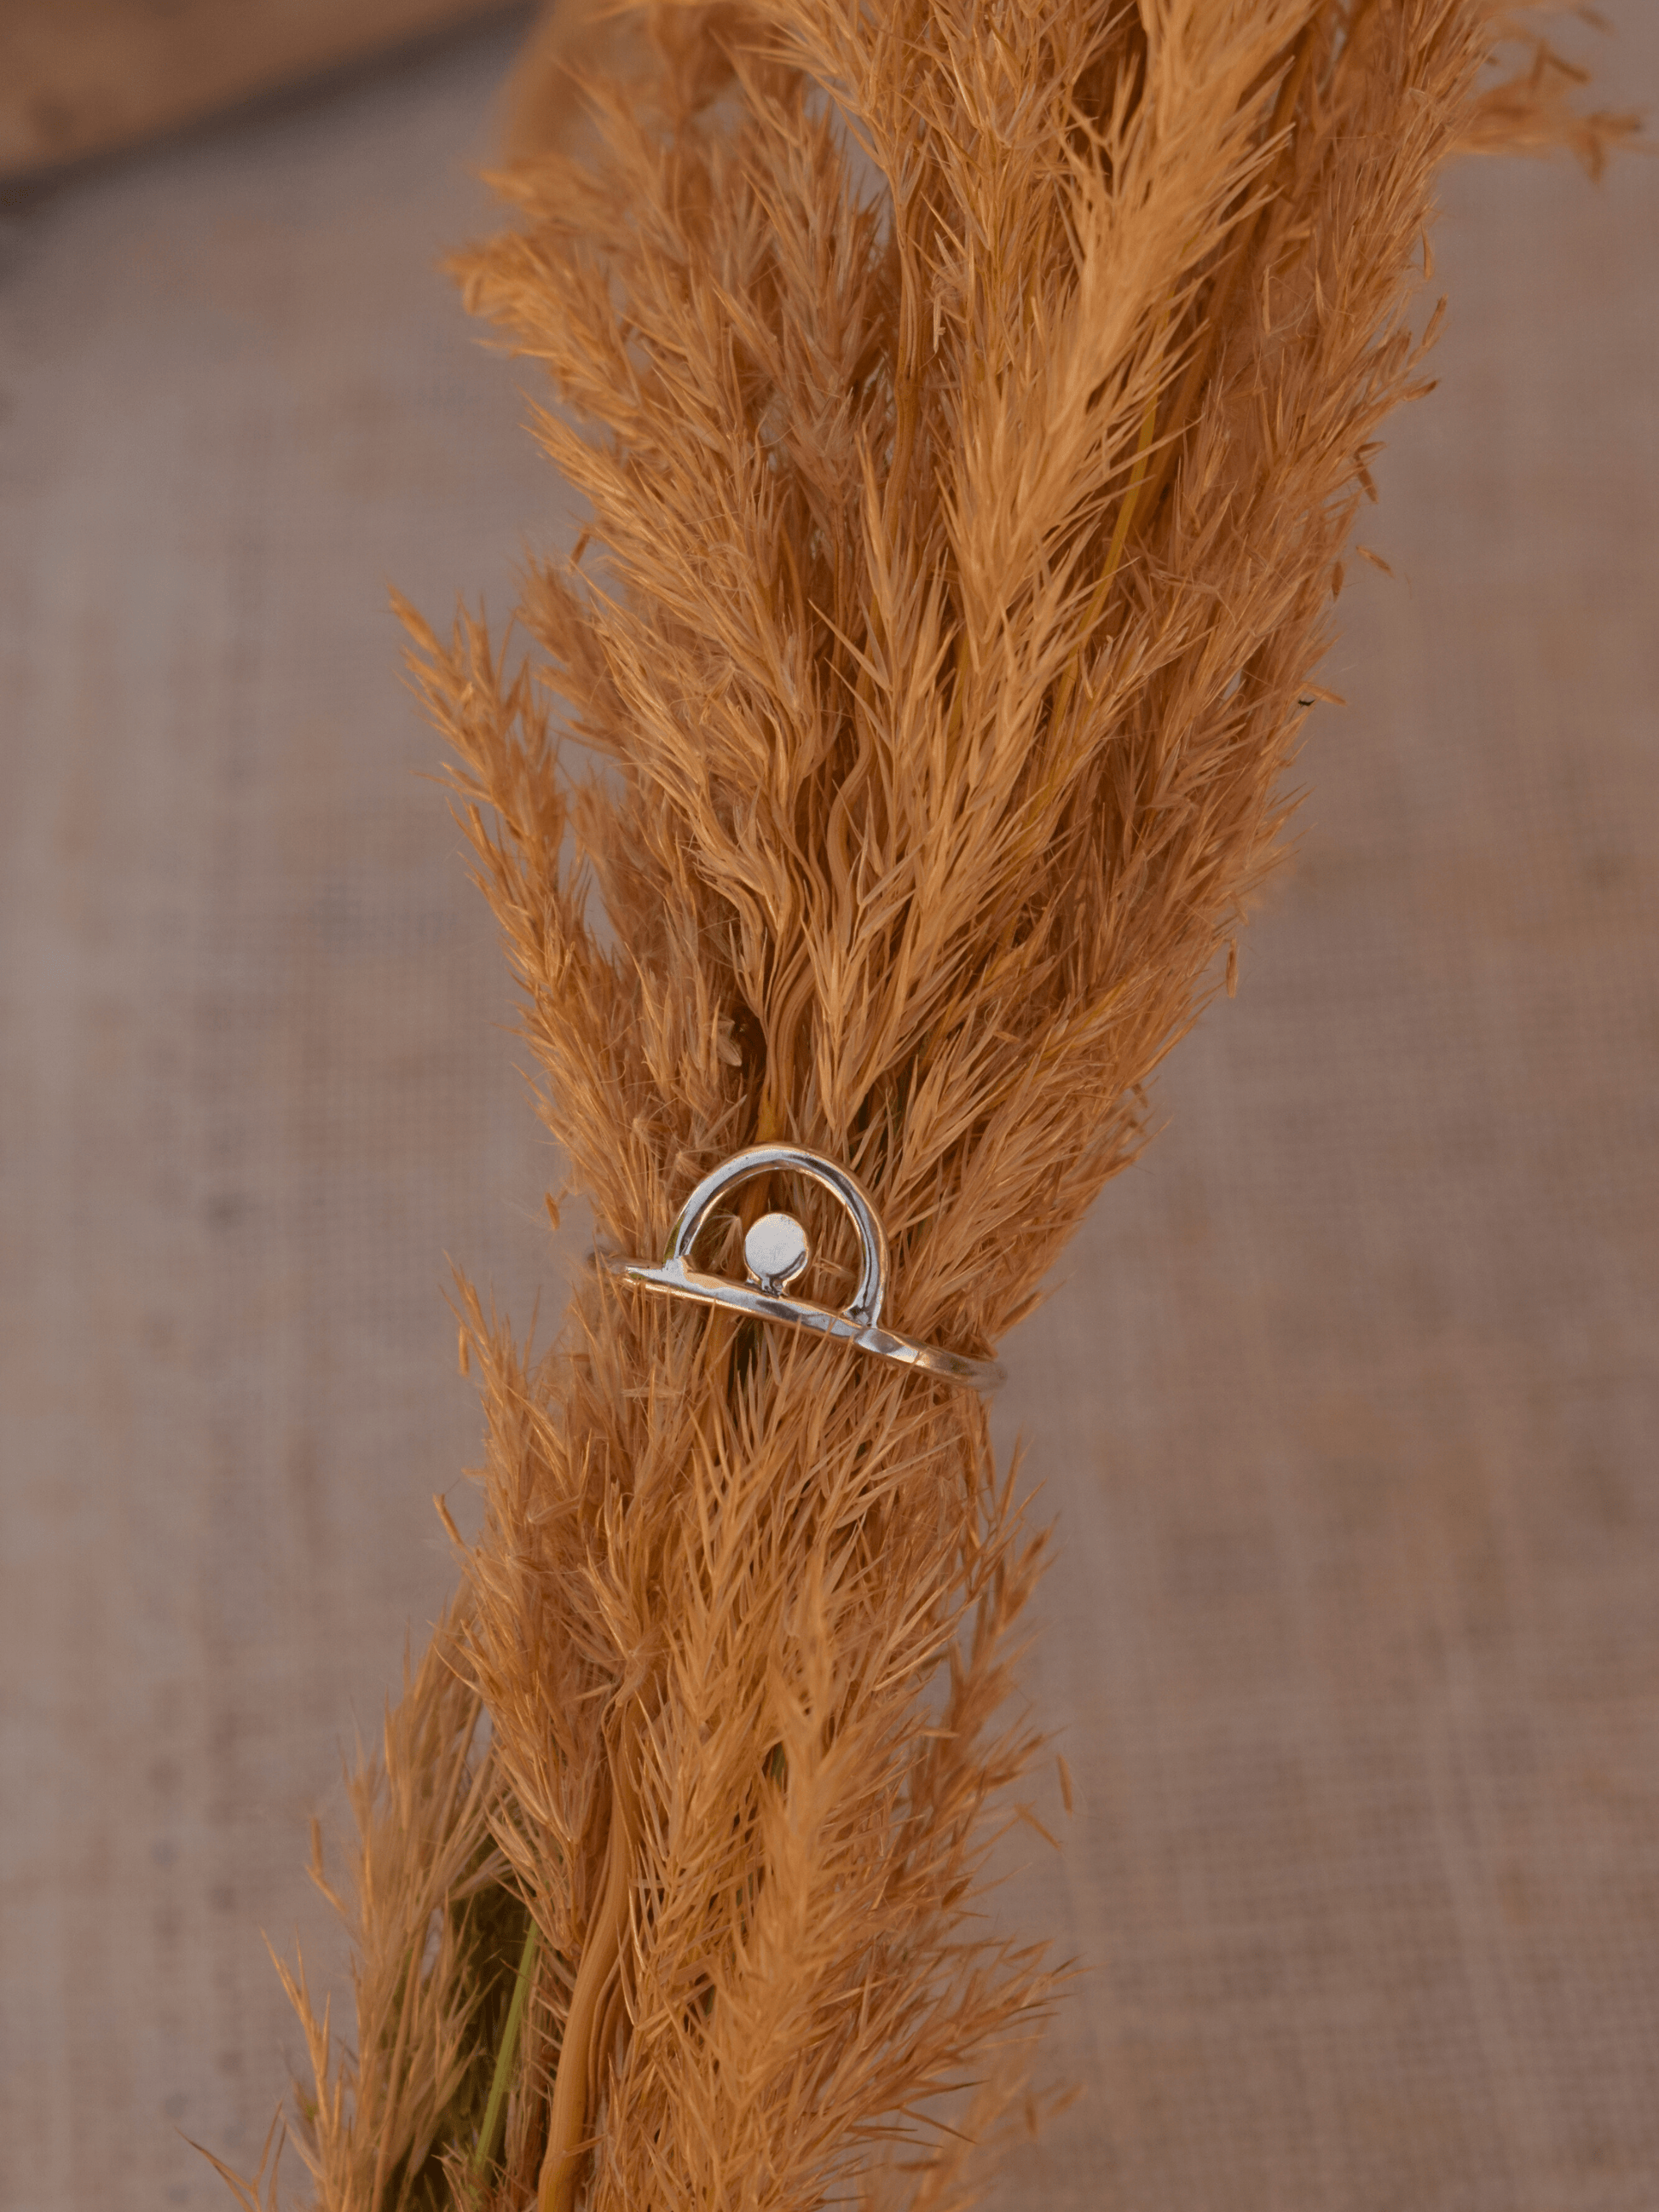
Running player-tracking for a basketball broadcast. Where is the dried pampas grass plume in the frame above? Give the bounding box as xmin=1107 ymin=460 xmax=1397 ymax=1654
xmin=246 ymin=5 xmax=1633 ymax=2210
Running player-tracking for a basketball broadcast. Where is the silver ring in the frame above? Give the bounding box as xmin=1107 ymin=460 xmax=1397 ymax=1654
xmin=604 ymin=1143 xmax=1003 ymax=1394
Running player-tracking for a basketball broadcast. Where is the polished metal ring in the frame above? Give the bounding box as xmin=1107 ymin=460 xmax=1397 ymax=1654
xmin=604 ymin=1142 xmax=1003 ymax=1394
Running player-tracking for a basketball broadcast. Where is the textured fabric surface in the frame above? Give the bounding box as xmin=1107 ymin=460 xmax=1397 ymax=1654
xmin=1 ymin=17 xmax=1655 ymax=2212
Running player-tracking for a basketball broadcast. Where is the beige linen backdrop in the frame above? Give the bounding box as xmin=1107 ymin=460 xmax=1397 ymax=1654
xmin=2 ymin=16 xmax=1656 ymax=2211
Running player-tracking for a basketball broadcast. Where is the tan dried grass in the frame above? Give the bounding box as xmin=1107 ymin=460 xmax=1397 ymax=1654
xmin=242 ymin=6 xmax=1633 ymax=2209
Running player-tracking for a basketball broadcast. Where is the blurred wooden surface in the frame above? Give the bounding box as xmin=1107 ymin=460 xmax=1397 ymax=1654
xmin=0 ymin=0 xmax=527 ymax=179
xmin=0 ymin=12 xmax=1656 ymax=2211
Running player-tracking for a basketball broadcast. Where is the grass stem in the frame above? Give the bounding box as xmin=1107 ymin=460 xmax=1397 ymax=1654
xmin=471 ymin=1918 xmax=540 ymax=2197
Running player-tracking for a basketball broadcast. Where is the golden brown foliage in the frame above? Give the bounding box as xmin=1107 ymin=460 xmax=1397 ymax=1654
xmin=267 ymin=1603 xmax=529 ymax=2212
xmin=260 ymin=6 xmax=1633 ymax=2210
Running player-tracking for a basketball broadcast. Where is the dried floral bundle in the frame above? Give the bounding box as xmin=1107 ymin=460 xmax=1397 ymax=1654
xmin=235 ymin=7 xmax=1629 ymax=2210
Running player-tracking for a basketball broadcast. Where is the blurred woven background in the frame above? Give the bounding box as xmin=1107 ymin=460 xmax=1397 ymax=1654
xmin=1 ymin=6 xmax=1655 ymax=2209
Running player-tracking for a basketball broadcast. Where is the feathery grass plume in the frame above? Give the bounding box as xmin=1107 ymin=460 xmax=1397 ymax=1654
xmin=264 ymin=1597 xmax=531 ymax=2212
xmin=248 ymin=5 xmax=1632 ymax=2209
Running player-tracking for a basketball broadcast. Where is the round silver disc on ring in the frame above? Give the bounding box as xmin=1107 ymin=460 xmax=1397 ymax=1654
xmin=604 ymin=1142 xmax=1003 ymax=1395
xmin=743 ymin=1211 xmax=811 ymax=1295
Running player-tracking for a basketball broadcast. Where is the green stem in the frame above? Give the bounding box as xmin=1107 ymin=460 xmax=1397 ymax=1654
xmin=471 ymin=1919 xmax=540 ymax=2197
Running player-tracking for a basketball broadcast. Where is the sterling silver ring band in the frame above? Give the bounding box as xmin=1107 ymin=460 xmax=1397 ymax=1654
xmin=604 ymin=1142 xmax=1003 ymax=1395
